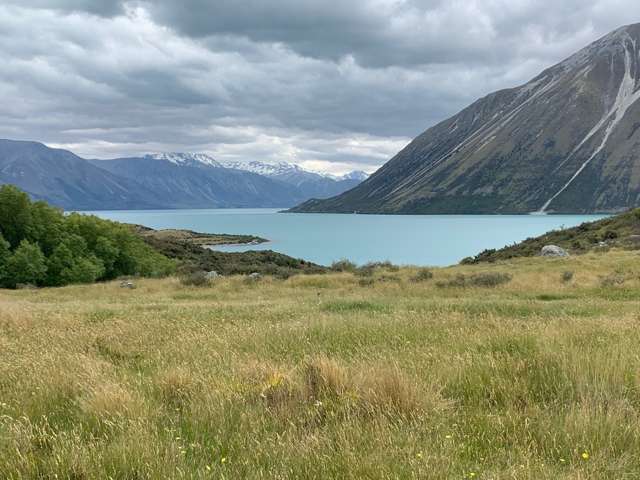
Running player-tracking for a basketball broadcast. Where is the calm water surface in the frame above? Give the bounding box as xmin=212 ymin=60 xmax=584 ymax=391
xmin=84 ymin=209 xmax=606 ymax=266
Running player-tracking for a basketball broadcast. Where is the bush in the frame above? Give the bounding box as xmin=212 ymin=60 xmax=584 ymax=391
xmin=331 ymin=259 xmax=357 ymax=272
xmin=180 ymin=271 xmax=210 ymax=287
xmin=358 ymin=277 xmax=375 ymax=287
xmin=363 ymin=261 xmax=400 ymax=272
xmin=561 ymin=271 xmax=574 ymax=283
xmin=4 ymin=240 xmax=47 ymax=288
xmin=600 ymin=273 xmax=625 ymax=287
xmin=469 ymin=272 xmax=512 ymax=287
xmin=0 ymin=233 xmax=10 ymax=285
xmin=437 ymin=272 xmax=512 ymax=288
xmin=411 ymin=268 xmax=434 ymax=282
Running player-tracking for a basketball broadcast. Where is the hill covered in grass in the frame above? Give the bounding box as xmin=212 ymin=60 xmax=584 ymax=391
xmin=463 ymin=209 xmax=640 ymax=264
xmin=1 ymin=251 xmax=640 ymax=477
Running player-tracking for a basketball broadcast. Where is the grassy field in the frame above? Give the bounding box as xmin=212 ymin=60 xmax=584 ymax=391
xmin=2 ymin=250 xmax=640 ymax=479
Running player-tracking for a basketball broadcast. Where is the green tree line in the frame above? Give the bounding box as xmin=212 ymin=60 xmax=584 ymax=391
xmin=0 ymin=185 xmax=175 ymax=288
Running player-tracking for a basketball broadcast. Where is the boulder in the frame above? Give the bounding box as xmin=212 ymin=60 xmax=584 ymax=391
xmin=205 ymin=271 xmax=220 ymax=280
xmin=540 ymin=245 xmax=569 ymax=257
xmin=247 ymin=272 xmax=262 ymax=281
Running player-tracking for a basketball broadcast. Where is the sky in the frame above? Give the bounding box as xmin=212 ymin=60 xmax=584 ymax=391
xmin=1 ymin=1 xmax=639 ymax=174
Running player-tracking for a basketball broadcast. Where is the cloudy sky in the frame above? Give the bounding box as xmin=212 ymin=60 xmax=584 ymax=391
xmin=1 ymin=1 xmax=639 ymax=174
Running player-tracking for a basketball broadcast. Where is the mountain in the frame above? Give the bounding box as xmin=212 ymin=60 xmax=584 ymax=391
xmin=0 ymin=142 xmax=369 ymax=210
xmin=291 ymin=23 xmax=640 ymax=215
xmin=335 ymin=171 xmax=369 ymax=182
xmin=90 ymin=155 xmax=306 ymax=208
xmin=218 ymin=159 xmax=369 ymax=199
xmin=0 ymin=139 xmax=164 ymax=210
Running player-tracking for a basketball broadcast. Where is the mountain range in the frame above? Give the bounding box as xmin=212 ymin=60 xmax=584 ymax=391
xmin=291 ymin=23 xmax=640 ymax=214
xmin=0 ymin=140 xmax=368 ymax=210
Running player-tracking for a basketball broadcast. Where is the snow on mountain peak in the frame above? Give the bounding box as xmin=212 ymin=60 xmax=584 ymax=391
xmin=146 ymin=152 xmax=222 ymax=168
xmin=217 ymin=159 xmax=315 ymax=177
xmin=340 ymin=170 xmax=369 ymax=181
xmin=146 ymin=153 xmax=370 ymax=183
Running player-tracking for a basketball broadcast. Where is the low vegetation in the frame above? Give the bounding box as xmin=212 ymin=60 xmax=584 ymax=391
xmin=463 ymin=208 xmax=640 ymax=263
xmin=0 ymin=185 xmax=174 ymax=288
xmin=2 ymin=249 xmax=640 ymax=478
xmin=133 ymin=225 xmax=267 ymax=246
xmin=142 ymin=228 xmax=325 ymax=278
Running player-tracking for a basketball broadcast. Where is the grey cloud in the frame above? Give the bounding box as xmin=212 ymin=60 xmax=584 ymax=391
xmin=0 ymin=1 xmax=639 ymax=174
xmin=4 ymin=0 xmax=124 ymax=16
xmin=141 ymin=0 xmax=640 ymax=68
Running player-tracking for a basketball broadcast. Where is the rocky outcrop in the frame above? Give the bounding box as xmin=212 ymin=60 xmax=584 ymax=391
xmin=540 ymin=245 xmax=570 ymax=257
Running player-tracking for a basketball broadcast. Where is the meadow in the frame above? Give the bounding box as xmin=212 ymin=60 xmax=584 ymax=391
xmin=2 ymin=250 xmax=640 ymax=479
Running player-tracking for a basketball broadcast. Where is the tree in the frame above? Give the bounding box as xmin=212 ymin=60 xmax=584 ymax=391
xmin=5 ymin=240 xmax=47 ymax=288
xmin=46 ymin=235 xmax=105 ymax=286
xmin=0 ymin=185 xmax=32 ymax=248
xmin=0 ymin=233 xmax=10 ymax=286
xmin=94 ymin=236 xmax=119 ymax=279
xmin=28 ymin=201 xmax=65 ymax=256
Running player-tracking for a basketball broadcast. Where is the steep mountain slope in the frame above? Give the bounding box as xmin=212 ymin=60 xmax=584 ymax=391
xmin=219 ymin=159 xmax=369 ymax=199
xmin=0 ymin=139 xmax=164 ymax=210
xmin=90 ymin=155 xmax=306 ymax=208
xmin=292 ymin=23 xmax=640 ymax=214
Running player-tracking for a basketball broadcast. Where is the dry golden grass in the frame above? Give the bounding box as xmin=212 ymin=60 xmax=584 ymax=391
xmin=2 ymin=249 xmax=640 ymax=478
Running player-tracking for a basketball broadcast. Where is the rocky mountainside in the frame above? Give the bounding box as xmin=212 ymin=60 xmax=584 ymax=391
xmin=292 ymin=23 xmax=640 ymax=214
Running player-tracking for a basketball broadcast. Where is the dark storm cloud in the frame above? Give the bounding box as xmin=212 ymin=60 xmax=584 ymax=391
xmin=141 ymin=0 xmax=640 ymax=67
xmin=1 ymin=1 xmax=639 ymax=174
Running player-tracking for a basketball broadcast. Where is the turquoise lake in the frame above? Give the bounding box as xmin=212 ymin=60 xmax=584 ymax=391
xmin=84 ymin=209 xmax=607 ymax=266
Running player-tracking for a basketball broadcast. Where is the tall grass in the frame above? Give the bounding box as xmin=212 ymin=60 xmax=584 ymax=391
xmin=1 ymin=250 xmax=640 ymax=478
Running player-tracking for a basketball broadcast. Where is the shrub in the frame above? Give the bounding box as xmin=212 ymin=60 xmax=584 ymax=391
xmin=180 ymin=271 xmax=210 ymax=287
xmin=358 ymin=277 xmax=375 ymax=287
xmin=331 ymin=259 xmax=357 ymax=272
xmin=363 ymin=261 xmax=400 ymax=272
xmin=468 ymin=272 xmax=512 ymax=287
xmin=437 ymin=272 xmax=511 ymax=288
xmin=354 ymin=265 xmax=375 ymax=277
xmin=0 ymin=233 xmax=10 ymax=285
xmin=4 ymin=240 xmax=47 ymax=288
xmin=561 ymin=271 xmax=574 ymax=283
xmin=600 ymin=273 xmax=625 ymax=287
xmin=411 ymin=268 xmax=434 ymax=282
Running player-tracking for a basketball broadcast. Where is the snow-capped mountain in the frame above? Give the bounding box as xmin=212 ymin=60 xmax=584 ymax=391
xmin=146 ymin=154 xmax=369 ymax=187
xmin=292 ymin=23 xmax=640 ymax=214
xmin=0 ymin=140 xmax=372 ymax=210
xmin=217 ymin=159 xmax=369 ymax=198
xmin=146 ymin=154 xmax=371 ymax=199
xmin=331 ymin=170 xmax=369 ymax=182
xmin=218 ymin=159 xmax=308 ymax=177
xmin=146 ymin=152 xmax=222 ymax=168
